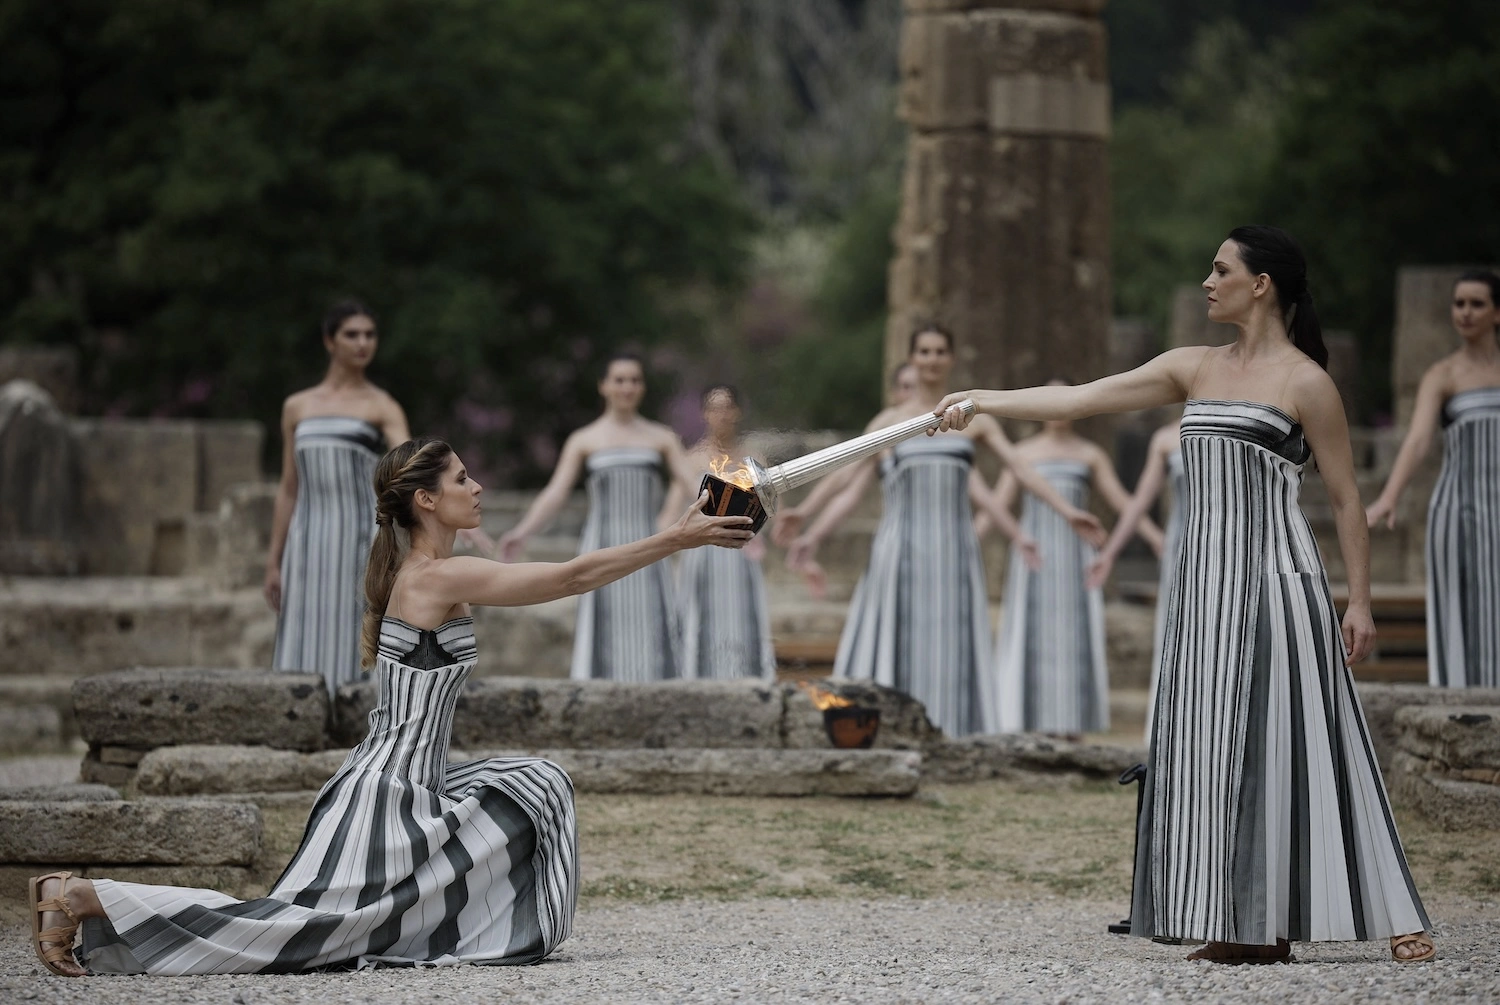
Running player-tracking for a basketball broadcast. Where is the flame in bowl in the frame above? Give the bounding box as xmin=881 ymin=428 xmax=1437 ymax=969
xmin=709 ymin=454 xmax=757 ymax=491
xmin=797 ymin=681 xmax=854 ymax=710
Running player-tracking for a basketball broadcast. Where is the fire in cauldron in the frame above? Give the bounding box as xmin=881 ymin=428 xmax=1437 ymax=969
xmin=798 ymin=681 xmax=880 ymax=749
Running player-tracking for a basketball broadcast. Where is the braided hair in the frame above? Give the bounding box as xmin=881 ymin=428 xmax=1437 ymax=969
xmin=360 ymin=437 xmax=453 ymax=667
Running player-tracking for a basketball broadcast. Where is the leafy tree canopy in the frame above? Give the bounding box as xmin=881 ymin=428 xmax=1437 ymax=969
xmin=0 ymin=0 xmax=753 ymax=479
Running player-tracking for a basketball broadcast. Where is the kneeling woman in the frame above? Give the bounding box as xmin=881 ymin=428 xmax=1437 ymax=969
xmin=30 ymin=438 xmax=753 ymax=976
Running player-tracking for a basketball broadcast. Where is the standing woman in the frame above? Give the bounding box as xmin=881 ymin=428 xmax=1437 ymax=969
xmin=498 ymin=353 xmax=701 ymax=681
xmin=787 ymin=327 xmax=1100 ymax=738
xmin=1086 ymin=416 xmax=1183 ymax=739
xmin=1366 ymin=270 xmax=1500 ymax=688
xmin=677 ymin=385 xmax=776 ymax=678
xmin=28 ymin=438 xmax=752 ymax=976
xmin=266 ymin=301 xmax=410 ymax=695
xmin=935 ymin=226 xmax=1432 ymax=962
xmin=987 ymin=384 xmax=1162 ymax=735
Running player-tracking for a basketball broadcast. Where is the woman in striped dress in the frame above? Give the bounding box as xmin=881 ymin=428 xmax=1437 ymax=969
xmin=987 ymin=391 xmax=1161 ymax=734
xmin=499 ymin=354 xmax=701 ymax=681
xmin=678 ymin=385 xmax=776 ymax=679
xmin=266 ymin=301 xmax=411 ymax=694
xmin=1366 ymin=270 xmax=1500 ymax=688
xmin=785 ymin=328 xmax=1100 ymax=737
xmin=936 ymin=226 xmax=1434 ymax=963
xmin=29 ymin=438 xmax=753 ymax=977
xmin=1087 ymin=418 xmax=1184 ymax=738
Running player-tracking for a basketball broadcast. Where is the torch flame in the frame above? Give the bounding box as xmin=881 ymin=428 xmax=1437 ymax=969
xmin=798 ymin=681 xmax=853 ymax=710
xmin=709 ymin=454 xmax=757 ymax=490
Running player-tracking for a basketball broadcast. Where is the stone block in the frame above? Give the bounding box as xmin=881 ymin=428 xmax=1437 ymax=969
xmin=0 ymin=798 xmax=261 ymax=865
xmin=0 ymin=380 xmax=80 ymax=575
xmin=1356 ymin=683 xmax=1500 ymax=772
xmin=72 ymin=418 xmax=200 ymax=575
xmin=216 ymin=482 xmax=277 ymax=589
xmin=521 ymin=748 xmax=921 ymax=797
xmin=74 ymin=668 xmax=329 ymax=751
xmin=1389 ymin=766 xmax=1500 ymax=832
xmin=79 ymin=756 xmax=136 ymax=789
xmin=924 ymin=732 xmax=1145 ymax=783
xmin=780 ymin=678 xmax=940 ymax=750
xmin=0 ymin=704 xmax=63 ymax=754
xmin=0 ymin=784 xmax=118 ymax=802
xmin=1395 ymin=705 xmax=1500 ymax=770
xmin=0 ymin=346 xmax=77 ymax=413
xmin=134 ymin=745 xmax=349 ymax=796
xmin=197 ymin=421 xmax=265 ymax=511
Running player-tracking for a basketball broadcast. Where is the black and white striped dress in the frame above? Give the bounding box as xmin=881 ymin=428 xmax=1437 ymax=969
xmin=1143 ymin=450 xmax=1186 ymax=739
xmin=835 ymin=436 xmax=993 ymax=736
xmin=1132 ymin=400 xmax=1428 ymax=945
xmin=993 ymin=459 xmax=1108 ymax=734
xmin=273 ymin=416 xmax=383 ymax=694
xmin=81 ymin=616 xmax=578 ymax=974
xmin=677 ymin=509 xmax=776 ymax=679
xmin=1427 ymin=386 xmax=1500 ymax=688
xmin=570 ymin=447 xmax=679 ymax=681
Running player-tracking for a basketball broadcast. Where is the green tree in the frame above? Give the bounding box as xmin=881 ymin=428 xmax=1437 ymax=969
xmin=1255 ymin=0 xmax=1500 ymax=410
xmin=0 ymin=0 xmax=752 ymax=480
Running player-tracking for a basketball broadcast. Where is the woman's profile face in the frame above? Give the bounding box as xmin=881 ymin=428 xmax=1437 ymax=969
xmin=1452 ymin=280 xmax=1498 ymax=342
xmin=427 ymin=452 xmax=483 ymax=531
xmin=1203 ymin=240 xmax=1259 ymax=324
xmin=910 ymin=331 xmax=953 ymax=384
xmin=599 ymin=360 xmax=646 ymax=411
xmin=701 ymin=390 xmax=741 ymax=440
xmin=324 ymin=314 xmax=377 ymax=368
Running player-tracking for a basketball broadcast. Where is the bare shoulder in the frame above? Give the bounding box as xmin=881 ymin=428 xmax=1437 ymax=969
xmin=866 ymin=405 xmax=905 ymax=431
xmin=642 ymin=418 xmax=684 ymax=449
xmin=1287 ymin=362 xmax=1345 ymax=423
xmin=281 ymin=388 xmax=317 ymax=424
xmin=1420 ymin=355 xmax=1460 ymax=395
xmin=1156 ymin=344 xmax=1216 ymax=382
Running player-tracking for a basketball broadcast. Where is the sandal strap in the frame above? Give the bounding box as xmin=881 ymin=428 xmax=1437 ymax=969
xmin=39 ymin=924 xmax=78 ymax=942
xmin=35 ymin=896 xmax=80 ymax=925
xmin=40 ymin=941 xmax=77 ymax=963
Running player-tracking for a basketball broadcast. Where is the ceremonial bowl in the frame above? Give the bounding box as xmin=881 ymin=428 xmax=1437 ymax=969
xmin=822 ymin=706 xmax=881 ymax=749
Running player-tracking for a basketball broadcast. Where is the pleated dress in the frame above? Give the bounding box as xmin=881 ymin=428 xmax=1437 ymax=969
xmin=993 ymin=460 xmax=1108 ymax=734
xmin=81 ymin=617 xmax=578 ymax=974
xmin=1143 ymin=450 xmax=1186 ymax=739
xmin=677 ymin=512 xmax=776 ymax=679
xmin=1426 ymin=386 xmax=1500 ymax=688
xmin=570 ymin=447 xmax=679 ymax=681
xmin=834 ymin=436 xmax=993 ymax=736
xmin=1131 ymin=400 xmax=1427 ymax=945
xmin=273 ymin=416 xmax=383 ymax=694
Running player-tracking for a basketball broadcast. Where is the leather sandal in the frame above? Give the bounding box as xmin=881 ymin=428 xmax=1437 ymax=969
xmin=1187 ymin=939 xmax=1294 ymax=965
xmin=1390 ymin=933 xmax=1436 ymax=963
xmin=29 ymin=872 xmax=84 ymax=977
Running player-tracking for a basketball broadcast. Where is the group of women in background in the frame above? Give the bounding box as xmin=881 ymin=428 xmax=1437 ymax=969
xmin=44 ymin=228 xmax=1493 ymax=975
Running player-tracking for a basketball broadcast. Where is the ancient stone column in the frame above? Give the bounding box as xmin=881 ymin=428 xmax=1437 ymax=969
xmin=886 ymin=0 xmax=1112 ymax=395
xmin=0 ymin=380 xmax=79 ymax=575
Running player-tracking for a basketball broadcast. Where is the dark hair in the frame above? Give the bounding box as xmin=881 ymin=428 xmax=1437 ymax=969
xmin=599 ymin=352 xmax=645 ymax=381
xmin=700 ymin=383 xmax=740 ymax=409
xmin=1227 ymin=226 xmax=1327 ymax=369
xmin=361 ymin=437 xmax=454 ymax=667
xmin=888 ymin=362 xmax=916 ymax=389
xmin=1454 ymin=270 xmax=1500 ymax=313
xmin=322 ymin=299 xmax=376 ymax=341
xmin=908 ymin=324 xmax=953 ymax=355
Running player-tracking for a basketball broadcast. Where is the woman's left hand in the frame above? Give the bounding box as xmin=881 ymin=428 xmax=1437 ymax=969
xmin=1341 ymin=603 xmax=1376 ymax=664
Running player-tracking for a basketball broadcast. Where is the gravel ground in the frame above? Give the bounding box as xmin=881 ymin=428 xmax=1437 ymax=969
xmin=2 ymin=895 xmax=1497 ymax=1004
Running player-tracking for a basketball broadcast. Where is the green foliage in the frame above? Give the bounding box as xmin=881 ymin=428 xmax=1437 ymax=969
xmin=1254 ymin=0 xmax=1500 ymax=409
xmin=0 ymin=0 xmax=752 ymax=478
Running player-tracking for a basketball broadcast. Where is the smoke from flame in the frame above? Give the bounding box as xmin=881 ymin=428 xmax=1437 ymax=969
xmin=798 ymin=681 xmax=853 ymax=710
xmin=709 ymin=454 xmax=756 ymax=490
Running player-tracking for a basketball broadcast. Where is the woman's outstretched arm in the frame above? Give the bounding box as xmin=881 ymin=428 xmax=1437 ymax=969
xmin=497 ymin=433 xmax=589 ymax=561
xmin=1366 ymin=364 xmax=1449 ymax=529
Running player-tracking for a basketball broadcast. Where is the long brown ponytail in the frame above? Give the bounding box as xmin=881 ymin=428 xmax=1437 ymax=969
xmin=361 ymin=437 xmax=454 ymax=667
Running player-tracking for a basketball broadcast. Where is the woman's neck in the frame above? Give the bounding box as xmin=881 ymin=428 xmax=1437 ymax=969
xmin=912 ymin=379 xmax=948 ymax=410
xmin=1456 ymin=329 xmax=1500 ymax=364
xmin=408 ymin=525 xmax=457 ymax=561
xmin=1231 ymin=305 xmax=1295 ymax=362
xmin=322 ymin=361 xmax=367 ymax=390
xmin=602 ymin=405 xmax=639 ymax=425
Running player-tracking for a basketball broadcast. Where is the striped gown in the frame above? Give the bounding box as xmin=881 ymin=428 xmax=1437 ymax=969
xmin=835 ymin=436 xmax=993 ymax=736
xmin=82 ymin=617 xmax=578 ymax=974
xmin=1426 ymin=386 xmax=1500 ymax=687
xmin=1132 ymin=400 xmax=1427 ymax=945
xmin=570 ymin=447 xmax=679 ymax=681
xmin=1143 ymin=450 xmax=1186 ymax=739
xmin=677 ymin=524 xmax=776 ymax=679
xmin=273 ymin=416 xmax=383 ymax=693
xmin=993 ymin=460 xmax=1108 ymax=734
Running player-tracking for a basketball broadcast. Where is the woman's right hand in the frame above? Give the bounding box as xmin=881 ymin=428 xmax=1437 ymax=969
xmin=263 ymin=565 xmax=282 ymax=613
xmin=675 ymin=492 xmax=755 ymax=549
xmin=1085 ymin=551 xmax=1115 ymax=590
xmin=1365 ymin=497 xmax=1397 ymax=530
xmin=770 ymin=508 xmax=805 ymax=547
xmin=497 ymin=530 xmax=527 ymax=563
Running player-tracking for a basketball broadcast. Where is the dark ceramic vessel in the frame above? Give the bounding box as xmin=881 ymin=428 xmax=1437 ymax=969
xmin=699 ymin=473 xmax=769 ymax=535
xmin=823 ymin=706 xmax=881 ymax=749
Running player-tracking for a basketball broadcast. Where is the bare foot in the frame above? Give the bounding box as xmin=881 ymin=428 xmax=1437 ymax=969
xmin=1391 ymin=932 xmax=1435 ymax=962
xmin=1187 ymin=939 xmax=1292 ymax=965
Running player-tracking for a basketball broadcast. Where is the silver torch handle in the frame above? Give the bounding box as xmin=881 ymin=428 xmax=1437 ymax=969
xmin=752 ymin=399 xmax=976 ymax=509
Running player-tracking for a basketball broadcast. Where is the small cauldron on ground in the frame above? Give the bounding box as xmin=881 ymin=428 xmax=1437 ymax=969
xmin=822 ymin=706 xmax=881 ymax=749
xmin=699 ymin=473 xmax=768 ymax=535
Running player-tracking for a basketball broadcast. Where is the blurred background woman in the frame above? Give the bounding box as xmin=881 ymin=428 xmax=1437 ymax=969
xmin=986 ymin=381 xmax=1160 ymax=735
xmin=499 ymin=353 xmax=701 ymax=681
xmin=265 ymin=300 xmax=410 ymax=695
xmin=1366 ymin=270 xmax=1500 ymax=687
xmin=677 ymin=385 xmax=776 ymax=678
